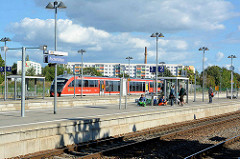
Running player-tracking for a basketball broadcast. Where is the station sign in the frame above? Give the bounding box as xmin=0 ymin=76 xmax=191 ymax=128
xmin=0 ymin=66 xmax=12 ymax=72
xmin=150 ymin=66 xmax=164 ymax=73
xmin=47 ymin=50 xmax=68 ymax=56
xmin=44 ymin=55 xmax=68 ymax=64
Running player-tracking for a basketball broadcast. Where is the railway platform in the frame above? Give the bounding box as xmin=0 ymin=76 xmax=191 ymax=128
xmin=0 ymin=95 xmax=239 ymax=158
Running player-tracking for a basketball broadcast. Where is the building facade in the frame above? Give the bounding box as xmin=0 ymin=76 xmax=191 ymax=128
xmin=17 ymin=61 xmax=42 ymax=75
xmin=68 ymin=62 xmax=186 ymax=78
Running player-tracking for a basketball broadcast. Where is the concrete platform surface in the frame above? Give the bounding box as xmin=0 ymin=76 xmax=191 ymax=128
xmin=0 ymin=96 xmax=238 ymax=129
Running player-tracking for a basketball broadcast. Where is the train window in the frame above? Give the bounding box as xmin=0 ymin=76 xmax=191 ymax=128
xmin=112 ymin=81 xmax=119 ymax=92
xmin=150 ymin=82 xmax=154 ymax=88
xmin=84 ymin=80 xmax=89 ymax=87
xmin=89 ymin=80 xmax=97 ymax=87
xmin=106 ymin=81 xmax=113 ymax=92
xmin=136 ymin=82 xmax=140 ymax=91
xmin=69 ymin=81 xmax=74 ymax=87
xmin=77 ymin=79 xmax=85 ymax=87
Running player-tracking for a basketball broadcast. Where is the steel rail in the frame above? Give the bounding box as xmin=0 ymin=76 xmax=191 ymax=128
xmin=184 ymin=134 xmax=240 ymax=159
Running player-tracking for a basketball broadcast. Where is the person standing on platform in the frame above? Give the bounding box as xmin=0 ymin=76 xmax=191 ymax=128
xmin=179 ymin=85 xmax=185 ymax=106
xmin=208 ymin=86 xmax=213 ymax=103
xmin=169 ymin=85 xmax=175 ymax=106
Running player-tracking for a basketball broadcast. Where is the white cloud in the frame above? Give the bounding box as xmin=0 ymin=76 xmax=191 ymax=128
xmin=216 ymin=52 xmax=224 ymax=61
xmin=226 ymin=64 xmax=231 ymax=70
xmin=7 ymin=18 xmax=152 ymax=63
xmin=50 ymin=0 xmax=239 ymax=32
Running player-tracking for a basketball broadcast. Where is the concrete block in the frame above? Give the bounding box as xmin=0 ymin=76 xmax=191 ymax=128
xmin=39 ymin=136 xmax=57 ymax=151
xmin=98 ymin=128 xmax=110 ymax=138
xmin=23 ymin=138 xmax=40 ymax=154
xmin=65 ymin=125 xmax=76 ymax=134
xmin=20 ymin=130 xmax=37 ymax=140
xmin=4 ymin=141 xmax=24 ymax=158
xmin=118 ymin=118 xmax=127 ymax=125
xmin=0 ymin=132 xmax=20 ymax=145
xmin=0 ymin=144 xmax=5 ymax=159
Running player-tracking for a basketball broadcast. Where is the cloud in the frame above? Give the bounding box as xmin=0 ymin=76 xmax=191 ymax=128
xmin=48 ymin=0 xmax=239 ymax=33
xmin=216 ymin=52 xmax=224 ymax=61
xmin=7 ymin=18 xmax=152 ymax=63
xmin=226 ymin=64 xmax=231 ymax=70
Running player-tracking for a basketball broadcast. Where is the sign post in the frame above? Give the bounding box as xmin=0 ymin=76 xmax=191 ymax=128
xmin=43 ymin=50 xmax=68 ymax=114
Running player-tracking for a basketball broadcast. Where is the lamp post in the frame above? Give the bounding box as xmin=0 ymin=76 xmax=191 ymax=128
xmin=228 ymin=55 xmax=237 ymax=99
xmin=126 ymin=56 xmax=133 ymax=95
xmin=78 ymin=49 xmax=86 ymax=98
xmin=199 ymin=47 xmax=209 ymax=102
xmin=46 ymin=1 xmax=66 ymax=114
xmin=151 ymin=32 xmax=164 ymax=95
xmin=0 ymin=37 xmax=11 ymax=101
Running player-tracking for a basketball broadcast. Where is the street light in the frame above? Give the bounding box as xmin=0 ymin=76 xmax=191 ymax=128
xmin=228 ymin=55 xmax=237 ymax=99
xmin=199 ymin=47 xmax=209 ymax=102
xmin=126 ymin=56 xmax=133 ymax=95
xmin=151 ymin=32 xmax=164 ymax=95
xmin=46 ymin=1 xmax=66 ymax=114
xmin=0 ymin=37 xmax=11 ymax=101
xmin=78 ymin=49 xmax=86 ymax=98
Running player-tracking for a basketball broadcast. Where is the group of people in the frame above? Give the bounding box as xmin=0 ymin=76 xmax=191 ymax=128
xmin=138 ymin=85 xmax=215 ymax=107
xmin=169 ymin=85 xmax=186 ymax=106
xmin=138 ymin=84 xmax=186 ymax=107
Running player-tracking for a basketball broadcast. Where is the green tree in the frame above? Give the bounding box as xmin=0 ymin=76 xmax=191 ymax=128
xmin=26 ymin=55 xmax=30 ymax=61
xmin=0 ymin=55 xmax=5 ymax=84
xmin=119 ymin=73 xmax=129 ymax=78
xmin=26 ymin=67 xmax=36 ymax=76
xmin=42 ymin=65 xmax=72 ymax=81
xmin=83 ymin=67 xmax=103 ymax=76
xmin=161 ymin=67 xmax=173 ymax=77
xmin=205 ymin=66 xmax=221 ymax=86
xmin=11 ymin=63 xmax=17 ymax=75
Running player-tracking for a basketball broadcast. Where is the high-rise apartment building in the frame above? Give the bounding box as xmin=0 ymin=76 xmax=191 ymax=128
xmin=17 ymin=61 xmax=42 ymax=75
xmin=68 ymin=62 xmax=186 ymax=78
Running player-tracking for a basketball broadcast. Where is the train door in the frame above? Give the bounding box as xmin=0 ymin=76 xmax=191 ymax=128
xmin=145 ymin=82 xmax=149 ymax=94
xmin=99 ymin=80 xmax=104 ymax=95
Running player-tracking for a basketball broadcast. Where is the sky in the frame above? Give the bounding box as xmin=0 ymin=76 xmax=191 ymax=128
xmin=1 ymin=0 xmax=240 ymax=73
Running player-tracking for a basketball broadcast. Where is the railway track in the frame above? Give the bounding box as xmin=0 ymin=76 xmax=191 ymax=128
xmin=18 ymin=110 xmax=240 ymax=159
xmin=185 ymin=134 xmax=240 ymax=159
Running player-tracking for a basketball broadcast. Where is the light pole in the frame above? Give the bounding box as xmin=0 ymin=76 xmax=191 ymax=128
xmin=199 ymin=47 xmax=209 ymax=102
xmin=78 ymin=49 xmax=86 ymax=98
xmin=228 ymin=55 xmax=237 ymax=99
xmin=46 ymin=1 xmax=66 ymax=114
xmin=0 ymin=37 xmax=11 ymax=101
xmin=126 ymin=56 xmax=133 ymax=95
xmin=151 ymin=32 xmax=164 ymax=95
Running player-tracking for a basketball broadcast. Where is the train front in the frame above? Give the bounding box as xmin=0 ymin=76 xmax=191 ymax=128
xmin=50 ymin=77 xmax=69 ymax=97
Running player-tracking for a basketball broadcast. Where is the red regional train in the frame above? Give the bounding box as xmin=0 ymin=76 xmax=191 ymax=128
xmin=50 ymin=75 xmax=162 ymax=97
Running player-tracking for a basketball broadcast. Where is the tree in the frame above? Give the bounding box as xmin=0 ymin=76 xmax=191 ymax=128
xmin=26 ymin=67 xmax=36 ymax=76
xmin=161 ymin=67 xmax=173 ymax=77
xmin=26 ymin=55 xmax=30 ymax=61
xmin=83 ymin=67 xmax=103 ymax=76
xmin=119 ymin=73 xmax=129 ymax=78
xmin=42 ymin=65 xmax=72 ymax=81
xmin=11 ymin=63 xmax=17 ymax=75
xmin=0 ymin=55 xmax=5 ymax=84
